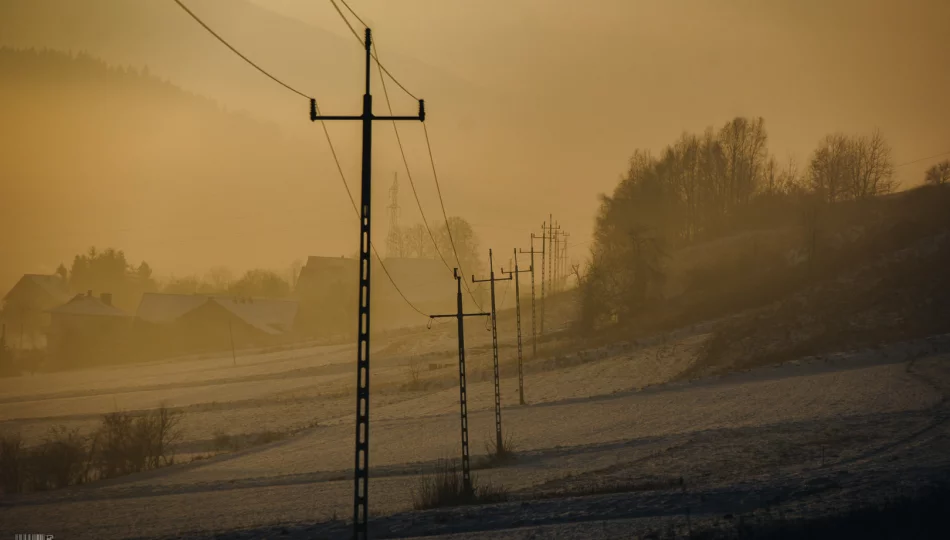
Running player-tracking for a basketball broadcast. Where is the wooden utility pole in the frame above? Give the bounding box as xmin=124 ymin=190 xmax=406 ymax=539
xmin=309 ymin=27 xmax=425 ymax=540
xmin=472 ymin=249 xmax=512 ymax=453
xmin=502 ymin=249 xmax=532 ymax=405
xmin=429 ymin=269 xmax=490 ymax=494
xmin=519 ymin=235 xmax=542 ymax=359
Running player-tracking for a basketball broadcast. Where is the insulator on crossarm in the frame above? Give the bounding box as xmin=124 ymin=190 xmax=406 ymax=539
xmin=310 ymin=98 xmax=317 ymax=121
xmin=419 ymin=99 xmax=426 ymax=122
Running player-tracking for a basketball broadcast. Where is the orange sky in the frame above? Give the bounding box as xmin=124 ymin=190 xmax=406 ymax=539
xmin=1 ymin=0 xmax=949 ymax=291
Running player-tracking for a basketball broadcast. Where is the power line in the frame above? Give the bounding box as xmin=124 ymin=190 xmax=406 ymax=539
xmin=171 ymin=0 xmax=310 ymax=99
xmin=375 ymin=47 xmax=454 ymax=274
xmin=422 ymin=123 xmax=485 ymax=310
xmin=895 ymin=150 xmax=950 ymax=168
xmin=498 ymin=279 xmax=512 ymax=310
xmin=172 ymin=0 xmax=428 ymax=318
xmin=333 ymin=0 xmax=485 ymax=310
xmin=311 ymin=101 xmax=429 ymax=318
xmin=328 ymin=0 xmax=419 ymax=100
xmin=337 ymin=0 xmax=368 ymax=27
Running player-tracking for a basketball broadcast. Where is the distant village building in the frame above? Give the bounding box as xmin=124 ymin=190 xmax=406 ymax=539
xmin=47 ymin=291 xmax=132 ymax=366
xmin=294 ymin=255 xmax=456 ymax=337
xmin=1 ymin=274 xmax=72 ymax=348
xmin=135 ymin=293 xmax=298 ymax=355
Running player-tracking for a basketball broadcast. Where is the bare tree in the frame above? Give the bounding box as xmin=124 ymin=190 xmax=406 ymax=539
xmin=925 ymin=160 xmax=950 ymax=186
xmin=809 ymin=130 xmax=893 ymax=202
xmin=849 ymin=129 xmax=895 ymax=199
xmin=809 ymin=134 xmax=851 ymax=203
xmin=207 ymin=266 xmax=234 ymax=292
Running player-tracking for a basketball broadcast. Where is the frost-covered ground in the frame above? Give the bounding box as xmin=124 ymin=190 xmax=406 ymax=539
xmin=2 ymin=326 xmax=949 ymax=539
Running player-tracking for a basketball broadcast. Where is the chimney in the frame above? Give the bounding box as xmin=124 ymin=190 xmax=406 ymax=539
xmin=100 ymin=293 xmax=113 ymax=306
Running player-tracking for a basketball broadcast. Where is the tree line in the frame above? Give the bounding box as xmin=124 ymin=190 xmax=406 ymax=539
xmin=579 ymin=116 xmax=920 ymax=329
xmin=387 ymin=216 xmax=483 ymax=276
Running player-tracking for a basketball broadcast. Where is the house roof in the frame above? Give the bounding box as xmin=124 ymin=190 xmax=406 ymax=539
xmin=213 ymin=297 xmax=298 ymax=335
xmin=136 ymin=293 xmax=297 ymax=334
xmin=49 ymin=294 xmax=131 ymax=317
xmin=136 ymin=293 xmax=208 ymax=324
xmin=3 ymin=274 xmax=72 ymax=304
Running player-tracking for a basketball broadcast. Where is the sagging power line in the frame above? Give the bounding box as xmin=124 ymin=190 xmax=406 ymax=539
xmin=331 ymin=0 xmax=484 ymax=311
xmin=171 ymin=0 xmax=431 ymax=319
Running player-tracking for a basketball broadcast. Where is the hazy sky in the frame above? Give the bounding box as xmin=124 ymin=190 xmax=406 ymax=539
xmin=1 ymin=0 xmax=949 ymax=292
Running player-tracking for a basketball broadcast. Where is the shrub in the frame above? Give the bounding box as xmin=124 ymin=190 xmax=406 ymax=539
xmin=91 ymin=406 xmax=182 ymax=479
xmin=251 ymin=430 xmax=285 ymax=446
xmin=25 ymin=426 xmax=90 ymax=490
xmin=0 ymin=432 xmax=24 ymax=494
xmin=0 ymin=406 xmax=183 ymax=493
xmin=212 ymin=431 xmax=234 ymax=452
xmin=412 ymin=459 xmax=509 ymax=510
xmin=482 ymin=431 xmax=518 ymax=467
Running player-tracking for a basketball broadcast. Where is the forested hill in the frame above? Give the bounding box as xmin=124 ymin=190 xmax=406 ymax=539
xmin=0 ymin=48 xmax=346 ymax=294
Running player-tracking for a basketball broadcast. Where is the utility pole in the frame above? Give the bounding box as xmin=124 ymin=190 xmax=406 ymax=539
xmin=429 ymin=269 xmax=490 ymax=494
xmin=560 ymin=231 xmax=571 ymax=290
xmin=502 ymin=249 xmax=532 ymax=405
xmin=472 ymin=249 xmax=512 ymax=453
xmin=228 ymin=320 xmax=237 ymax=367
xmin=540 ymin=219 xmax=560 ymax=337
xmin=309 ymin=27 xmax=425 ymax=540
xmin=519 ymin=235 xmax=542 ymax=359
xmin=386 ymin=172 xmax=401 ymax=257
xmin=551 ymin=226 xmax=560 ymax=296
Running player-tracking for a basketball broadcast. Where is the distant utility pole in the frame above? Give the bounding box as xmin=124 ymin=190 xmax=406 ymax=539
xmin=540 ymin=218 xmax=560 ymax=336
xmin=429 ymin=269 xmax=490 ymax=494
xmin=472 ymin=249 xmax=512 ymax=453
xmin=519 ymin=235 xmax=542 ymax=359
xmin=386 ymin=172 xmax=401 ymax=257
xmin=551 ymin=226 xmax=560 ymax=296
xmin=502 ymin=249 xmax=532 ymax=405
xmin=309 ymin=27 xmax=425 ymax=540
xmin=228 ymin=320 xmax=237 ymax=367
xmin=560 ymin=231 xmax=570 ymax=291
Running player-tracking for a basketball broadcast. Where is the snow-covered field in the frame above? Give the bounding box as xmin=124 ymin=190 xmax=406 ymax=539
xmin=2 ymin=324 xmax=949 ymax=539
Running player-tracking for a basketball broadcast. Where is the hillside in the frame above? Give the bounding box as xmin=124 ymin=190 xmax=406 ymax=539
xmin=695 ymin=186 xmax=950 ymax=375
xmin=0 ymin=48 xmax=347 ymax=292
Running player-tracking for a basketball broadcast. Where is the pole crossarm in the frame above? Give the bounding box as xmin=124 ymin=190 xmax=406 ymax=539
xmin=311 ymin=101 xmax=425 ymax=122
xmin=430 ymin=312 xmax=490 ymax=319
xmin=472 ymin=275 xmax=512 ymax=283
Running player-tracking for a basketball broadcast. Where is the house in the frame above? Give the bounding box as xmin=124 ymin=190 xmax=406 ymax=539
xmin=1 ymin=274 xmax=72 ymax=348
xmin=294 ymin=256 xmax=359 ymax=338
xmin=47 ymin=291 xmax=132 ymax=366
xmin=135 ymin=293 xmax=298 ymax=354
xmin=374 ymin=257 xmax=456 ymax=308
xmin=294 ymin=255 xmax=456 ymax=335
